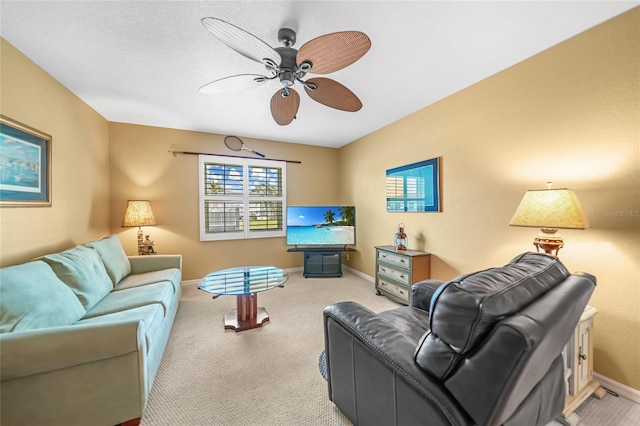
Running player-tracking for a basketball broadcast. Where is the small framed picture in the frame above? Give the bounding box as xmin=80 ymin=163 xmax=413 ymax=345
xmin=0 ymin=115 xmax=52 ymax=207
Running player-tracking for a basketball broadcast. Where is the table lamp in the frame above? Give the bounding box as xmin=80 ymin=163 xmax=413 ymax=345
xmin=509 ymin=182 xmax=588 ymax=257
xmin=122 ymin=200 xmax=157 ymax=255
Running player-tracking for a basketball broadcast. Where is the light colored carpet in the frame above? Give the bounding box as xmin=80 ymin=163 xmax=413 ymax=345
xmin=141 ymin=270 xmax=639 ymax=426
xmin=141 ymin=269 xmax=397 ymax=426
xmin=574 ymin=390 xmax=640 ymax=426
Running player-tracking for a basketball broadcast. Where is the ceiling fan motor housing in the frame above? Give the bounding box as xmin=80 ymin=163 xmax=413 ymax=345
xmin=275 ymin=46 xmax=299 ymax=89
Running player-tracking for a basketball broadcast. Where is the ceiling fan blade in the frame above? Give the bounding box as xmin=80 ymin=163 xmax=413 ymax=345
xmin=304 ymin=78 xmax=362 ymax=112
xmin=297 ymin=31 xmax=371 ymax=75
xmin=199 ymin=74 xmax=271 ymax=95
xmin=201 ymin=18 xmax=281 ymax=67
xmin=270 ymin=89 xmax=300 ymax=126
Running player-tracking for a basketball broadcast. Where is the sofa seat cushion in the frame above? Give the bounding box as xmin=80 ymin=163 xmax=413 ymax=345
xmin=42 ymin=245 xmax=114 ymax=310
xmin=415 ymin=252 xmax=570 ymax=380
xmin=83 ymin=282 xmax=174 ymax=319
xmin=76 ymin=304 xmax=165 ymax=353
xmin=0 ymin=261 xmax=86 ymax=333
xmin=116 ymin=268 xmax=181 ymax=294
xmin=85 ymin=235 xmax=131 ymax=286
xmin=378 ymin=307 xmax=430 ymax=343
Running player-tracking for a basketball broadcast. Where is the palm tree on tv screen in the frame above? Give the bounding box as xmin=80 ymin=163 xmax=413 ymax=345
xmin=324 ymin=209 xmax=335 ymax=225
xmin=338 ymin=206 xmax=355 ymax=226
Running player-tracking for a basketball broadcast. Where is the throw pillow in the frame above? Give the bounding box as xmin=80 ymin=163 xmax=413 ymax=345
xmin=0 ymin=260 xmax=86 ymax=333
xmin=43 ymin=245 xmax=114 ymax=310
xmin=85 ymin=235 xmax=131 ymax=286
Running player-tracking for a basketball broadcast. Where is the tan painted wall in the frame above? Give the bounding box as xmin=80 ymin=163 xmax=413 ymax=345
xmin=108 ymin=122 xmax=340 ymax=280
xmin=339 ymin=9 xmax=640 ymax=389
xmin=0 ymin=38 xmax=111 ymax=265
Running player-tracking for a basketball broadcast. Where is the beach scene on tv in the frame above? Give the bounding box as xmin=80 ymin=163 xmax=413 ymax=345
xmin=286 ymin=206 xmax=355 ymax=246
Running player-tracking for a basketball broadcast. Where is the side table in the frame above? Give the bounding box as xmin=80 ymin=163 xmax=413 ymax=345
xmin=563 ymin=305 xmax=607 ymax=424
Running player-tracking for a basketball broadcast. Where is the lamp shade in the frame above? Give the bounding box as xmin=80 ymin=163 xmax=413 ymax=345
xmin=509 ymin=188 xmax=588 ymax=229
xmin=122 ymin=200 xmax=157 ymax=227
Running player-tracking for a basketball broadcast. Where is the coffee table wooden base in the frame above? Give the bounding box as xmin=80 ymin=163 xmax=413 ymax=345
xmin=224 ymin=293 xmax=269 ymax=332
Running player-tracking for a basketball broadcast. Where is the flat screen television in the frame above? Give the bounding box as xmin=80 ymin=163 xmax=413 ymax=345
xmin=286 ymin=205 xmax=356 ymax=247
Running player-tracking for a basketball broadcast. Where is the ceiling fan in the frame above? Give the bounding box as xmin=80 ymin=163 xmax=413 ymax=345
xmin=199 ymin=18 xmax=371 ymax=126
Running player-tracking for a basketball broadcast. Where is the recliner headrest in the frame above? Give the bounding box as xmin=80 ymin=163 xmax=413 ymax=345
xmin=415 ymin=252 xmax=570 ymax=379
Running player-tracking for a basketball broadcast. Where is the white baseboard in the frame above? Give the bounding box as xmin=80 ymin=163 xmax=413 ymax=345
xmin=594 ymin=373 xmax=640 ymax=404
xmin=181 ymin=279 xmax=199 ymax=286
xmin=342 ymin=265 xmax=373 ymax=282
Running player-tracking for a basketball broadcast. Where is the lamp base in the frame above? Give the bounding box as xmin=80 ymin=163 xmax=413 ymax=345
xmin=137 ymin=227 xmax=144 ymax=256
xmin=533 ymin=230 xmax=564 ymax=257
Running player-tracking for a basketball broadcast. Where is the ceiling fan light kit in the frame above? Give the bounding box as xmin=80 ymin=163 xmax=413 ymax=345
xmin=200 ymin=17 xmax=371 ymax=126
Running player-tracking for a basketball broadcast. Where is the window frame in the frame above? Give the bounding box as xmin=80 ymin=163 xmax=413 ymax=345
xmin=199 ymin=155 xmax=287 ymax=241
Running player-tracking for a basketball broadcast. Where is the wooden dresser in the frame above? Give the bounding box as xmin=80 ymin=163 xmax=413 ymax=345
xmin=375 ymin=245 xmax=431 ymax=305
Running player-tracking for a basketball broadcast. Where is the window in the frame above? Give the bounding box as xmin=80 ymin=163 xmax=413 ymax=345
xmin=386 ymin=157 xmax=441 ymax=212
xmin=199 ymin=155 xmax=286 ymax=241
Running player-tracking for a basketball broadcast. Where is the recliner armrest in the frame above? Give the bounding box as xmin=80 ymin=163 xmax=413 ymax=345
xmin=323 ymin=302 xmax=471 ymax=426
xmin=411 ymin=279 xmax=445 ymax=312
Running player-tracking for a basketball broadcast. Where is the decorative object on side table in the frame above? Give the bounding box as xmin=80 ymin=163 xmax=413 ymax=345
xmin=0 ymin=115 xmax=52 ymax=207
xmin=394 ymin=223 xmax=407 ymax=250
xmin=122 ymin=200 xmax=158 ymax=255
xmin=509 ymin=182 xmax=588 ymax=257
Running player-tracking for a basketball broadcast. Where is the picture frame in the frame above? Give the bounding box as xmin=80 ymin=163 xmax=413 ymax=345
xmin=386 ymin=157 xmax=441 ymax=212
xmin=0 ymin=115 xmax=52 ymax=207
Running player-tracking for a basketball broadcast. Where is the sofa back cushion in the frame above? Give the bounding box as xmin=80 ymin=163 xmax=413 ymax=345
xmin=0 ymin=260 xmax=86 ymax=333
xmin=42 ymin=245 xmax=114 ymax=310
xmin=414 ymin=252 xmax=570 ymax=380
xmin=85 ymin=235 xmax=131 ymax=285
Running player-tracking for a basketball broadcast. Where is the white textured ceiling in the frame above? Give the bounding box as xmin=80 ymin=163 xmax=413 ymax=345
xmin=1 ymin=1 xmax=637 ymax=148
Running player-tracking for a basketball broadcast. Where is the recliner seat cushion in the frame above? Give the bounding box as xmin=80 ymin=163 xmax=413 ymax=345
xmin=415 ymin=252 xmax=570 ymax=380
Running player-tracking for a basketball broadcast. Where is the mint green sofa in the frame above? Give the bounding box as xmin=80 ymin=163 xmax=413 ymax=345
xmin=0 ymin=235 xmax=182 ymax=426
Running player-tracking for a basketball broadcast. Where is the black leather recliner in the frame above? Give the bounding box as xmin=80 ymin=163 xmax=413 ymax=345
xmin=323 ymin=252 xmax=596 ymax=426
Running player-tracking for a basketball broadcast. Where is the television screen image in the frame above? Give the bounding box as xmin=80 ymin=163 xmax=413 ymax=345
xmin=286 ymin=206 xmax=355 ymax=246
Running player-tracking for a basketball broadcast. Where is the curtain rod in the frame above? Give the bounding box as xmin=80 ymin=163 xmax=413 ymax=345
xmin=168 ymin=150 xmax=301 ymax=164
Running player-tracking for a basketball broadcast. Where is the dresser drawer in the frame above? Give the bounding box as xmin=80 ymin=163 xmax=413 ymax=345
xmin=377 ymin=250 xmax=410 ymax=270
xmin=377 ymin=263 xmax=410 ymax=285
xmin=377 ymin=278 xmax=410 ymax=301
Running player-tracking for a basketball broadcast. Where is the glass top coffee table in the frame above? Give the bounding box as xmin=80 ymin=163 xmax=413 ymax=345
xmin=198 ymin=266 xmax=289 ymax=332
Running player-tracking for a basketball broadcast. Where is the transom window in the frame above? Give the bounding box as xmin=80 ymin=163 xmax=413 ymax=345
xmin=199 ymin=155 xmax=286 ymax=241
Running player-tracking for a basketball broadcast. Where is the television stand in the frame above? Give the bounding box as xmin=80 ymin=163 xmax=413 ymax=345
xmin=287 ymin=246 xmax=354 ymax=278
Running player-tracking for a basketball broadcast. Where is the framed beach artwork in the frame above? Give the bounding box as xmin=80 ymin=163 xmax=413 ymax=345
xmin=0 ymin=115 xmax=51 ymax=207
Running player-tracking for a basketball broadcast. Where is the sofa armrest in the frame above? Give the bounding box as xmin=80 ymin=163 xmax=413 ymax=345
xmin=411 ymin=279 xmax=445 ymax=312
xmin=0 ymin=320 xmax=144 ymax=381
xmin=323 ymin=302 xmax=471 ymax=426
xmin=128 ymin=254 xmax=182 ymax=274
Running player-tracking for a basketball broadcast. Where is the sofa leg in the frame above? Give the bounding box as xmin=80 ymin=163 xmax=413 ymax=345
xmin=118 ymin=418 xmax=141 ymax=426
